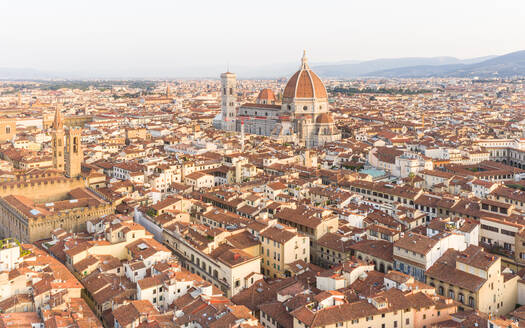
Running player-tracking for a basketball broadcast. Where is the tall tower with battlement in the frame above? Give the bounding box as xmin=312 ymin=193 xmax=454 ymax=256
xmin=220 ymin=72 xmax=237 ymax=131
xmin=65 ymin=127 xmax=82 ymax=177
xmin=52 ymin=106 xmax=65 ymax=172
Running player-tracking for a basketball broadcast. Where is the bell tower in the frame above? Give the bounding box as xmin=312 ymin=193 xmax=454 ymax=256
xmin=220 ymin=71 xmax=237 ymax=131
xmin=52 ymin=106 xmax=65 ymax=172
xmin=65 ymin=127 xmax=82 ymax=177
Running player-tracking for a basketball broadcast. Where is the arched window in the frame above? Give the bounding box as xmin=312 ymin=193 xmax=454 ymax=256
xmin=448 ymin=289 xmax=455 ymax=299
xmin=287 ymin=105 xmax=291 ymax=110
xmin=438 ymin=286 xmax=444 ymax=295
xmin=458 ymin=293 xmax=464 ymax=303
xmin=468 ymin=296 xmax=475 ymax=307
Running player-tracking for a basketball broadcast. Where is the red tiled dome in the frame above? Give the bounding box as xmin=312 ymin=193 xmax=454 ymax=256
xmin=256 ymin=89 xmax=276 ymax=103
xmin=283 ymin=52 xmax=327 ymax=100
xmin=316 ymin=113 xmax=334 ymax=124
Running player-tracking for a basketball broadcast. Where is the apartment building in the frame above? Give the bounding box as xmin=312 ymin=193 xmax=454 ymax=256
xmin=163 ymin=222 xmax=260 ymax=297
xmin=480 ymin=216 xmax=523 ymax=254
xmin=260 ymin=224 xmax=309 ymax=278
xmin=426 ymin=245 xmax=518 ymax=315
xmin=274 ymin=205 xmax=338 ymax=264
xmin=394 ymin=231 xmax=472 ymax=282
xmin=291 ymin=287 xmax=456 ymax=328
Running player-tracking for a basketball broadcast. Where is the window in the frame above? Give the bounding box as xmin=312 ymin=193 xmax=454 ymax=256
xmin=303 ymin=106 xmax=308 ymax=111
xmin=448 ymin=290 xmax=455 ymax=299
xmin=406 ymin=318 xmax=410 ymax=325
xmin=469 ymin=296 xmax=475 ymax=307
xmin=481 ymin=224 xmax=499 ymax=232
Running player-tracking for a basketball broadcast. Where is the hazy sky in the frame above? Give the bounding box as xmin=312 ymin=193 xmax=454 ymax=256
xmin=1 ymin=0 xmax=524 ymax=75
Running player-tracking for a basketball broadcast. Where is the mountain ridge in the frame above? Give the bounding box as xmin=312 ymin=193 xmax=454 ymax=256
xmin=364 ymin=50 xmax=525 ymax=78
xmin=1 ymin=52 xmax=523 ymax=79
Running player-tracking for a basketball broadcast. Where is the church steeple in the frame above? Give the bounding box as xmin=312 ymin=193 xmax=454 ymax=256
xmin=53 ymin=105 xmax=63 ymax=131
xmin=166 ymin=81 xmax=171 ymax=98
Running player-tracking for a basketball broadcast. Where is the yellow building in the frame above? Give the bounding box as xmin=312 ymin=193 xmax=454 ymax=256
xmin=260 ymin=224 xmax=309 ymax=278
xmin=289 ymin=287 xmax=456 ymax=328
xmin=426 ymin=245 xmax=518 ymax=315
xmin=274 ymin=205 xmax=338 ymax=264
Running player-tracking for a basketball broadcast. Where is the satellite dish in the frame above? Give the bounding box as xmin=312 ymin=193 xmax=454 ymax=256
xmin=401 ymin=126 xmax=408 ymax=134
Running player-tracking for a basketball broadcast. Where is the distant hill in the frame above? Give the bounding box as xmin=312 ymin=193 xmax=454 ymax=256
xmin=0 ymin=67 xmax=53 ymax=80
xmin=364 ymin=51 xmax=525 ymax=78
xmin=1 ymin=52 xmax=523 ymax=79
xmin=312 ymin=56 xmax=495 ymax=78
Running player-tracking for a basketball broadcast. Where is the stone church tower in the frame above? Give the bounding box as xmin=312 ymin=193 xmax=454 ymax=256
xmin=220 ymin=71 xmax=237 ymax=131
xmin=51 ymin=106 xmax=83 ymax=177
xmin=65 ymin=127 xmax=82 ymax=177
xmin=52 ymin=106 xmax=65 ymax=172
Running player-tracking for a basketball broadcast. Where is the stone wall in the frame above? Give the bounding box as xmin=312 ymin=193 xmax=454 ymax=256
xmin=0 ymin=176 xmax=85 ymax=202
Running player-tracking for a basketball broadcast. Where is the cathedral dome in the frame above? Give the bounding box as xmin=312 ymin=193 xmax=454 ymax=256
xmin=283 ymin=51 xmax=328 ymax=100
xmin=256 ymin=88 xmax=276 ymax=104
xmin=316 ymin=113 xmax=334 ymax=124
